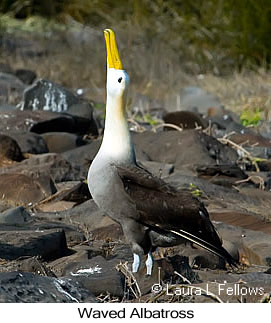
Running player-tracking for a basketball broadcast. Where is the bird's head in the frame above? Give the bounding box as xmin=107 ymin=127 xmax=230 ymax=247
xmin=104 ymin=29 xmax=129 ymax=100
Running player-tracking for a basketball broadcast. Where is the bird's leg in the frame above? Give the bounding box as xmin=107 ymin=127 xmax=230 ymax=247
xmin=145 ymin=252 xmax=153 ymax=275
xmin=132 ymin=253 xmax=141 ymax=273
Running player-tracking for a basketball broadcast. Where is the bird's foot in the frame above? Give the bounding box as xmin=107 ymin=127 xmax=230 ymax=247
xmin=132 ymin=253 xmax=140 ymax=273
xmin=145 ymin=252 xmax=153 ymax=276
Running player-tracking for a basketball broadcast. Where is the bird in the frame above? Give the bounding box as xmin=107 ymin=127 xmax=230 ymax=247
xmin=87 ymin=28 xmax=237 ymax=275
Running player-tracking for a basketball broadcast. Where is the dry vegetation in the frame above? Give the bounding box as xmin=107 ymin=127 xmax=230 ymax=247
xmin=0 ymin=0 xmax=271 ymax=119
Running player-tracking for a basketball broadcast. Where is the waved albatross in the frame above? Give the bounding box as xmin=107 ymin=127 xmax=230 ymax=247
xmin=88 ymin=29 xmax=237 ymax=275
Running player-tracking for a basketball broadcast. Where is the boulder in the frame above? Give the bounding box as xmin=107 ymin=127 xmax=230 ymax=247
xmin=0 ymin=153 xmax=81 ymax=183
xmin=64 ymin=255 xmax=124 ymax=297
xmin=42 ymin=132 xmax=87 ymax=153
xmin=62 ymin=141 xmax=101 ymax=178
xmin=20 ymin=79 xmax=80 ymax=112
xmin=0 ymin=228 xmax=68 ymax=261
xmin=8 ymin=131 xmax=48 ymax=154
xmin=0 ymin=134 xmax=24 ymax=163
xmin=133 ymin=130 xmax=238 ymax=171
xmin=163 ymin=110 xmax=208 ymax=130
xmin=0 ymin=173 xmax=56 ymax=207
xmin=0 ymin=206 xmax=32 ymax=226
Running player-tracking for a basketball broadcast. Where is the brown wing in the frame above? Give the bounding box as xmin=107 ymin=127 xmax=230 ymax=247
xmin=116 ymin=164 xmax=237 ymax=265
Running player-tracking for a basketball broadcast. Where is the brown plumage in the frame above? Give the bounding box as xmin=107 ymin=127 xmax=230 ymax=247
xmin=117 ymin=164 xmax=237 ymax=266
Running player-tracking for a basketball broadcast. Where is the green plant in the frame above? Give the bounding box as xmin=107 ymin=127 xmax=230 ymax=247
xmin=240 ymin=107 xmax=262 ymax=127
xmin=189 ymin=183 xmax=203 ymax=197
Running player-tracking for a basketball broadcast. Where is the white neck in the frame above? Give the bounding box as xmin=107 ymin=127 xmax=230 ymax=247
xmin=99 ymin=93 xmax=135 ymax=164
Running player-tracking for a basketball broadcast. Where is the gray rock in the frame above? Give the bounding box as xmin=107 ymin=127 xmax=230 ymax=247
xmin=42 ymin=132 xmax=87 ymax=153
xmin=133 ymin=130 xmax=238 ymax=171
xmin=0 ymin=272 xmax=96 ymax=302
xmin=0 ymin=206 xmax=32 ymax=225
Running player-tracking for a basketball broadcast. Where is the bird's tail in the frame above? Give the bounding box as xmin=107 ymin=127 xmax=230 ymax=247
xmin=169 ymin=228 xmax=238 ymax=267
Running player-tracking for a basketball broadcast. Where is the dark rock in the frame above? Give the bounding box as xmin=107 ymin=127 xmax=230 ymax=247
xmin=64 ymin=255 xmax=124 ymax=297
xmin=0 ymin=110 xmax=56 ymax=133
xmin=15 ymin=69 xmax=37 ymax=85
xmin=0 ymin=110 xmax=96 ymax=136
xmin=258 ymin=160 xmax=271 ymax=172
xmin=68 ymin=101 xmax=95 ymax=120
xmin=0 ymin=206 xmax=32 ymax=226
xmin=133 ymin=130 xmax=238 ymax=171
xmin=0 ymin=134 xmax=24 ymax=163
xmin=229 ymin=132 xmax=271 ymax=148
xmin=0 ymin=153 xmax=81 ymax=183
xmin=0 ymin=271 xmax=96 ymax=302
xmin=42 ymin=132 xmax=87 ymax=153
xmin=138 ymin=160 xmax=174 ymax=178
xmin=19 ymin=78 xmax=99 ymax=135
xmin=164 ymin=172 xmax=271 ymax=221
xmin=214 ymin=222 xmax=271 ymax=266
xmin=30 ymin=113 xmax=96 ymax=136
xmin=48 ymin=245 xmax=97 ymax=276
xmin=62 ymin=140 xmax=101 ymax=178
xmin=0 ymin=228 xmax=68 ymax=261
xmin=197 ymin=164 xmax=247 ymax=179
xmin=8 ymin=131 xmax=49 ymax=154
xmin=20 ymin=79 xmax=80 ymax=112
xmin=18 ymin=257 xmax=57 ymax=276
xmin=35 ymin=181 xmax=91 ymax=212
xmin=182 ymin=248 xmax=227 ymax=269
xmin=196 ymin=164 xmax=247 ymax=187
xmin=36 ymin=199 xmax=123 ymax=242
xmin=163 ymin=111 xmax=208 ymax=130
xmin=0 ymin=72 xmax=25 ymax=105
xmin=0 ymin=173 xmax=56 ymax=207
xmin=210 ymin=210 xmax=271 ymax=235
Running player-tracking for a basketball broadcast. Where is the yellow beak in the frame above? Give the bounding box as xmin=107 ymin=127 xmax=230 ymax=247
xmin=104 ymin=29 xmax=123 ymax=70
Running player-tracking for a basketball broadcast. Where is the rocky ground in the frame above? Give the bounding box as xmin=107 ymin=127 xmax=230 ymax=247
xmin=0 ymin=30 xmax=271 ymax=303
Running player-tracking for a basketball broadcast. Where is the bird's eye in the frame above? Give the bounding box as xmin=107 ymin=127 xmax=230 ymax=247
xmin=118 ymin=77 xmax=122 ymax=83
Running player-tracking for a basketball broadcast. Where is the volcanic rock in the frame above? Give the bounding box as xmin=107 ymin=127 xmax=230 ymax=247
xmin=0 ymin=271 xmax=96 ymax=302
